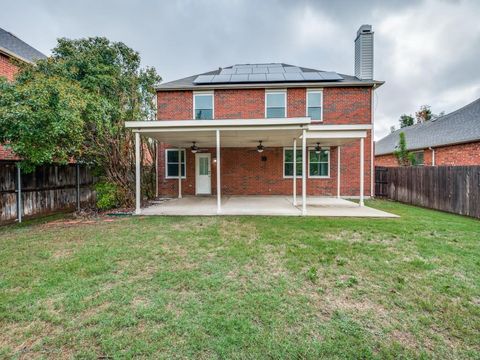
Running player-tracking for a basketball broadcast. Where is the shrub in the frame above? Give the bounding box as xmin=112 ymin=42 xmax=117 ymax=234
xmin=95 ymin=182 xmax=119 ymax=210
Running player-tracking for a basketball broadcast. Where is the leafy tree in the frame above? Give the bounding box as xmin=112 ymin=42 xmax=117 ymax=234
xmin=0 ymin=37 xmax=161 ymax=206
xmin=415 ymin=105 xmax=433 ymax=123
xmin=393 ymin=132 xmax=414 ymax=166
xmin=399 ymin=114 xmax=414 ymax=128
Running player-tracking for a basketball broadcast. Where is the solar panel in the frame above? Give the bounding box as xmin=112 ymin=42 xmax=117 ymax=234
xmin=193 ymin=75 xmax=215 ymax=84
xmin=266 ymin=73 xmax=285 ymax=81
xmin=301 ymin=72 xmax=322 ymax=81
xmin=248 ymin=74 xmax=267 ymax=82
xmin=284 ymin=66 xmax=302 ymax=73
xmin=211 ymin=74 xmax=231 ymax=83
xmin=230 ymin=74 xmax=249 ymax=82
xmin=284 ymin=73 xmax=303 ymax=81
xmin=220 ymin=68 xmax=235 ymax=75
xmin=193 ymin=64 xmax=344 ymax=84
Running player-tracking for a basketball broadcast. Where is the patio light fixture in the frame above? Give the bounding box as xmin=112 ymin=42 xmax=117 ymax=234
xmin=257 ymin=140 xmax=264 ymax=153
xmin=190 ymin=142 xmax=198 ymax=153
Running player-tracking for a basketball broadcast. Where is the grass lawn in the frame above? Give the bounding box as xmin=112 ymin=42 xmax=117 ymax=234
xmin=0 ymin=200 xmax=479 ymax=359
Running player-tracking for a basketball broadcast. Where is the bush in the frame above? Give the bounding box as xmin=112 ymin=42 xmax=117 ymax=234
xmin=95 ymin=182 xmax=119 ymax=210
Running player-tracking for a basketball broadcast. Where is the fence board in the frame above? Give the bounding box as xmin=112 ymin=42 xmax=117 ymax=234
xmin=375 ymin=166 xmax=480 ymax=219
xmin=0 ymin=163 xmax=95 ymax=223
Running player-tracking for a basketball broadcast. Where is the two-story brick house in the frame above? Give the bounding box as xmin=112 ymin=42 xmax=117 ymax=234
xmin=126 ymin=25 xmax=385 ymax=216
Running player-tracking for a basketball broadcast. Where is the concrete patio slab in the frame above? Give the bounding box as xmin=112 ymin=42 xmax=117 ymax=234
xmin=141 ymin=196 xmax=398 ymax=218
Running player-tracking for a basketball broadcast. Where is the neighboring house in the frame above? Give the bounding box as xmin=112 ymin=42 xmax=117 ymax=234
xmin=126 ymin=25 xmax=384 ymax=215
xmin=0 ymin=27 xmax=47 ymax=161
xmin=375 ymin=98 xmax=480 ymax=166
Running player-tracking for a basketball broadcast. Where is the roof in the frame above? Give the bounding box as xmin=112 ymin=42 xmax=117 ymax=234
xmin=156 ymin=63 xmax=383 ymax=91
xmin=0 ymin=27 xmax=47 ymax=63
xmin=375 ymin=98 xmax=480 ymax=155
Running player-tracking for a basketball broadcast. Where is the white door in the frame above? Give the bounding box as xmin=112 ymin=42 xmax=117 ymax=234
xmin=195 ymin=153 xmax=211 ymax=195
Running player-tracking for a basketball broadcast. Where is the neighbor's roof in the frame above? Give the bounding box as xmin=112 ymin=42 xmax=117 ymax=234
xmin=375 ymin=98 xmax=480 ymax=155
xmin=156 ymin=63 xmax=383 ymax=90
xmin=0 ymin=27 xmax=47 ymax=63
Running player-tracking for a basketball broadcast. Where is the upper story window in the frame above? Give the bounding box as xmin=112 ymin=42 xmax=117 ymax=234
xmin=265 ymin=90 xmax=286 ymax=118
xmin=307 ymin=90 xmax=323 ymax=121
xmin=194 ymin=92 xmax=214 ymax=120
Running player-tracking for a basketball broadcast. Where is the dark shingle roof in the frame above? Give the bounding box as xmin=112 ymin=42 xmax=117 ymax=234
xmin=157 ymin=63 xmax=382 ymax=90
xmin=0 ymin=27 xmax=47 ymax=63
xmin=375 ymin=98 xmax=480 ymax=155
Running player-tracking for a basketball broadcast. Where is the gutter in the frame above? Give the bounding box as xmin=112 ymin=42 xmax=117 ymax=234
xmin=375 ymin=138 xmax=480 ymax=157
xmin=156 ymin=80 xmax=385 ymax=91
xmin=0 ymin=46 xmax=34 ymax=65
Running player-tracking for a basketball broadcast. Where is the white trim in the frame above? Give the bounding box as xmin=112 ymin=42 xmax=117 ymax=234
xmin=307 ymin=147 xmax=330 ymax=178
xmin=126 ymin=118 xmax=310 ymax=129
xmin=306 ymin=89 xmax=323 ymax=122
xmin=293 ymin=138 xmax=297 ymax=206
xmin=283 ymin=147 xmax=330 ymax=179
xmin=306 ymin=130 xmax=367 ymax=139
xmin=337 ymin=146 xmax=341 ymax=198
xmin=265 ymin=89 xmax=287 ymax=118
xmin=307 ymin=124 xmax=372 ymax=131
xmin=195 ymin=152 xmax=212 ymax=195
xmin=165 ymin=148 xmax=186 ymax=179
xmin=301 ymin=130 xmax=307 ymax=215
xmin=135 ymin=132 xmax=141 ymax=215
xmin=216 ymin=130 xmax=221 ymax=214
xmin=193 ymin=91 xmax=214 ymax=120
xmin=360 ymin=137 xmax=364 ymax=207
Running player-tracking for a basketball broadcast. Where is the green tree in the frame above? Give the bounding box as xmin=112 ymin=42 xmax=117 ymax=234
xmin=0 ymin=37 xmax=161 ymax=206
xmin=399 ymin=114 xmax=414 ymax=128
xmin=393 ymin=132 xmax=414 ymax=166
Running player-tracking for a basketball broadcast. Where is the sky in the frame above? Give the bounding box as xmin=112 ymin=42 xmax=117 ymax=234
xmin=1 ymin=0 xmax=479 ymax=139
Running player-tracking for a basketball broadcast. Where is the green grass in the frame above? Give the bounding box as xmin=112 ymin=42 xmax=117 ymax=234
xmin=0 ymin=200 xmax=479 ymax=359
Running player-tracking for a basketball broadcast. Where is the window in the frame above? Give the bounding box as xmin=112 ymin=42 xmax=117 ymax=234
xmin=307 ymin=90 xmax=323 ymax=121
xmin=309 ymin=149 xmax=330 ymax=177
xmin=194 ymin=92 xmax=213 ymax=120
xmin=412 ymin=151 xmax=424 ymax=166
xmin=266 ymin=91 xmax=286 ymax=118
xmin=165 ymin=149 xmax=186 ymax=178
xmin=284 ymin=148 xmax=303 ymax=177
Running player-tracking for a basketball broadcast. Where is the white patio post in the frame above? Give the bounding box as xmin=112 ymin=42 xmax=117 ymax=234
xmin=177 ymin=148 xmax=182 ymax=198
xmin=337 ymin=146 xmax=341 ymax=198
xmin=359 ymin=137 xmax=365 ymax=207
xmin=216 ymin=129 xmax=221 ymax=214
xmin=135 ymin=132 xmax=141 ymax=215
xmin=293 ymin=138 xmax=297 ymax=206
xmin=301 ymin=129 xmax=307 ymax=216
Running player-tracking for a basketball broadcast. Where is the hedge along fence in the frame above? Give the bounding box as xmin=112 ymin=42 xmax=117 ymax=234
xmin=375 ymin=166 xmax=480 ymax=219
xmin=0 ymin=162 xmax=96 ymax=224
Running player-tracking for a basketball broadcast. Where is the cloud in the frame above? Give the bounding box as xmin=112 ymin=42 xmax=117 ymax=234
xmin=1 ymin=0 xmax=479 ymax=139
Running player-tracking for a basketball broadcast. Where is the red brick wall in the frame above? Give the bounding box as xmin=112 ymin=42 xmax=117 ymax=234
xmin=0 ymin=53 xmax=18 ymax=82
xmin=375 ymin=142 xmax=480 ymax=166
xmin=156 ymin=86 xmax=373 ymax=197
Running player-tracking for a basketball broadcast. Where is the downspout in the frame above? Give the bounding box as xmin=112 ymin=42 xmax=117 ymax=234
xmin=429 ymin=147 xmax=435 ymax=166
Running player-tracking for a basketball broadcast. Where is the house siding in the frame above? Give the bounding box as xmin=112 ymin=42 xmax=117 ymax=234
xmin=375 ymin=141 xmax=480 ymax=167
xmin=156 ymin=87 xmax=373 ymax=197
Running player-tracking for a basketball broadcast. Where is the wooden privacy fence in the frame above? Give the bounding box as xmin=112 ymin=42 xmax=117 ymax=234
xmin=0 ymin=162 xmax=96 ymax=224
xmin=375 ymin=166 xmax=480 ymax=219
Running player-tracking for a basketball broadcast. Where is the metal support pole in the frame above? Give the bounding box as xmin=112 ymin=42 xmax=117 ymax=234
xmin=16 ymin=163 xmax=22 ymax=223
xmin=178 ymin=148 xmax=182 ymax=199
xmin=135 ymin=132 xmax=141 ymax=215
xmin=293 ymin=138 xmax=297 ymax=206
xmin=76 ymin=164 xmax=80 ymax=211
xmin=216 ymin=129 xmax=221 ymax=214
xmin=360 ymin=137 xmax=365 ymax=207
xmin=301 ymin=129 xmax=307 ymax=216
xmin=337 ymin=146 xmax=341 ymax=198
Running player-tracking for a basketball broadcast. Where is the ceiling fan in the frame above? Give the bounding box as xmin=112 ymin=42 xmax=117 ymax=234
xmin=247 ymin=140 xmax=265 ymax=153
xmin=189 ymin=141 xmax=209 ymax=153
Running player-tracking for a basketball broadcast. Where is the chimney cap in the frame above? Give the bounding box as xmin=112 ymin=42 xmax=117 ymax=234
xmin=356 ymin=24 xmax=373 ymax=38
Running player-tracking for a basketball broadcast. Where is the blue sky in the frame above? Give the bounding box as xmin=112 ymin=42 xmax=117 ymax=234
xmin=1 ymin=0 xmax=479 ymax=139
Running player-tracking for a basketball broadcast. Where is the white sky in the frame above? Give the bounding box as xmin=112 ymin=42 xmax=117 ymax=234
xmin=1 ymin=0 xmax=479 ymax=139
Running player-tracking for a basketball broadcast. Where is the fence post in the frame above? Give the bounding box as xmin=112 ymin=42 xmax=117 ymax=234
xmin=16 ymin=163 xmax=22 ymax=223
xmin=76 ymin=164 xmax=81 ymax=212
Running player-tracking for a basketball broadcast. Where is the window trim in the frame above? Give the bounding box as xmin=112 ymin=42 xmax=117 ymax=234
xmin=282 ymin=147 xmax=330 ymax=179
xmin=193 ymin=91 xmax=214 ymax=120
xmin=265 ymin=89 xmax=287 ymax=118
xmin=165 ymin=148 xmax=187 ymax=179
xmin=306 ymin=89 xmax=323 ymax=122
xmin=411 ymin=150 xmax=425 ymax=166
xmin=308 ymin=147 xmax=330 ymax=178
